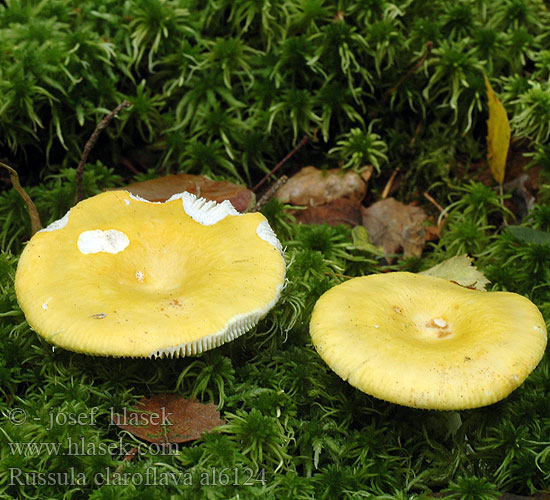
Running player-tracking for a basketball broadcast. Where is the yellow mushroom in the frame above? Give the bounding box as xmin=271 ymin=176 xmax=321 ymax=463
xmin=310 ymin=272 xmax=547 ymax=410
xmin=15 ymin=190 xmax=285 ymax=358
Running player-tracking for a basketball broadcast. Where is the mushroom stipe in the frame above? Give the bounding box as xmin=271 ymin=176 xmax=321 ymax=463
xmin=15 ymin=190 xmax=286 ymax=358
xmin=309 ymin=272 xmax=547 ymax=410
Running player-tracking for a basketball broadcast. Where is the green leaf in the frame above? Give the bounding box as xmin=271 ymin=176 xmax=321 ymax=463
xmin=420 ymin=254 xmax=490 ymax=291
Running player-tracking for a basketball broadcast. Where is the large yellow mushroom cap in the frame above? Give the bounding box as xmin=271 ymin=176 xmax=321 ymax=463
xmin=310 ymin=272 xmax=547 ymax=410
xmin=15 ymin=190 xmax=285 ymax=358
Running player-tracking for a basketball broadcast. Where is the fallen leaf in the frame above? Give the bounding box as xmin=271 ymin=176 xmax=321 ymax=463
xmin=292 ymin=198 xmax=362 ymax=226
xmin=115 ymin=174 xmax=255 ymax=212
xmin=361 ymin=198 xmax=427 ymax=261
xmin=275 ymin=166 xmax=367 ymax=206
xmin=420 ymin=254 xmax=490 ymax=291
xmin=113 ymin=394 xmax=225 ymax=444
xmin=485 ymin=74 xmax=510 ymax=185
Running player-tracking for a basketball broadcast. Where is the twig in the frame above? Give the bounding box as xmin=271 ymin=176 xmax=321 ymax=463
xmin=370 ymin=42 xmax=432 ymax=118
xmin=381 ymin=167 xmax=400 ymax=199
xmin=423 ymin=191 xmax=445 ymax=215
xmin=120 ymin=156 xmax=141 ymax=176
xmin=0 ymin=161 xmax=42 ymax=235
xmin=424 ymin=191 xmax=448 ymax=236
xmin=387 ymin=41 xmax=432 ymax=98
xmin=253 ymin=175 xmax=289 ymax=212
xmin=252 ymin=134 xmax=309 ymax=193
xmin=324 ymin=272 xmax=354 ymax=280
xmin=75 ymin=100 xmax=131 ymax=202
xmin=408 ymin=122 xmax=423 ymax=149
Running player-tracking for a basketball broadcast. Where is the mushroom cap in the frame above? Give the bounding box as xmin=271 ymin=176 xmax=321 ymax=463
xmin=309 ymin=272 xmax=547 ymax=410
xmin=15 ymin=190 xmax=285 ymax=358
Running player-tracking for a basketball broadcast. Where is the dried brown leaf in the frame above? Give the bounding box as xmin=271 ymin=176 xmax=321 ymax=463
xmin=361 ymin=197 xmax=427 ymax=261
xmin=275 ymin=166 xmax=367 ymax=206
xmin=116 ymin=174 xmax=255 ymax=212
xmin=292 ymin=198 xmax=362 ymax=226
xmin=113 ymin=394 xmax=225 ymax=444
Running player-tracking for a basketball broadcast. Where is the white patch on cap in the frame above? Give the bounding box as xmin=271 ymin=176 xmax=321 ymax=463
xmin=41 ymin=210 xmax=70 ymax=232
xmin=433 ymin=318 xmax=447 ymax=328
xmin=256 ymin=220 xmax=283 ymax=254
xmin=169 ymin=192 xmax=239 ymax=225
xmin=77 ymin=229 xmax=130 ymax=254
xmin=124 ymin=199 xmax=130 ymax=206
xmin=136 ymin=270 xmax=145 ymax=282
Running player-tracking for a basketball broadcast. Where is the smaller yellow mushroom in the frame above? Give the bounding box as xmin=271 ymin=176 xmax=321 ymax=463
xmin=309 ymin=272 xmax=547 ymax=410
xmin=15 ymin=190 xmax=286 ymax=358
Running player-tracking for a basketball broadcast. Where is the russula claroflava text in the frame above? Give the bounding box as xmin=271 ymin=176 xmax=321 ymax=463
xmin=309 ymin=272 xmax=547 ymax=410
xmin=15 ymin=190 xmax=285 ymax=358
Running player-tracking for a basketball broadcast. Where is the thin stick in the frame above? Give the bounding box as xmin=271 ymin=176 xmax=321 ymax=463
xmin=408 ymin=122 xmax=423 ymax=149
xmin=424 ymin=191 xmax=448 ymax=233
xmin=120 ymin=156 xmax=141 ymax=176
xmin=386 ymin=41 xmax=432 ymax=98
xmin=423 ymin=191 xmax=445 ymax=214
xmin=252 ymin=134 xmax=309 ymax=193
xmin=324 ymin=272 xmax=354 ymax=280
xmin=253 ymin=175 xmax=289 ymax=212
xmin=0 ymin=162 xmax=42 ymax=235
xmin=75 ymin=101 xmax=131 ymax=202
xmin=370 ymin=42 xmax=433 ymax=119
xmin=381 ymin=167 xmax=400 ymax=199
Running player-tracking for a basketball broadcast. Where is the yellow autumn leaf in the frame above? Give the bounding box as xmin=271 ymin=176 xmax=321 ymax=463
xmin=485 ymin=74 xmax=510 ymax=185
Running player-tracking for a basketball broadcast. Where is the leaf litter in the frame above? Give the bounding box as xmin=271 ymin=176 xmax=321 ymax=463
xmin=113 ymin=394 xmax=225 ymax=444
